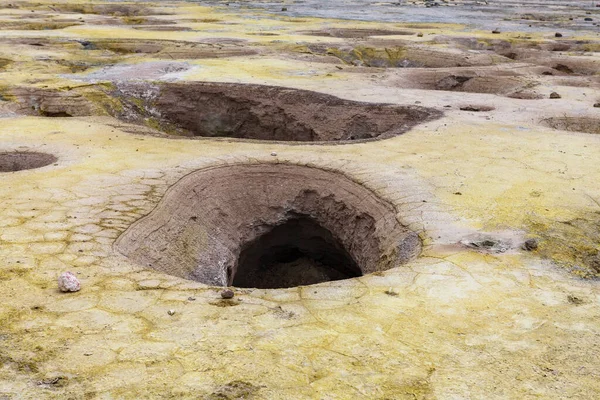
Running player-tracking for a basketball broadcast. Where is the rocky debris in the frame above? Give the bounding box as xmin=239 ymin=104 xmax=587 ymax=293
xmin=57 ymin=272 xmax=80 ymax=292
xmin=584 ymin=17 xmax=593 ymax=22
xmin=167 ymin=309 xmax=176 ymax=316
xmin=461 ymin=235 xmax=512 ymax=253
xmin=459 ymin=105 xmax=494 ymax=112
xmin=492 ymin=28 xmax=501 ymax=34
xmin=37 ymin=376 xmax=68 ymax=387
xmin=567 ymin=295 xmax=584 ymax=305
xmin=221 ymin=289 xmax=235 ymax=299
xmin=593 ymin=103 xmax=600 ymax=108
xmin=549 ymin=92 xmax=561 ymax=99
xmin=522 ymin=238 xmax=539 ymax=251
xmin=554 ymin=32 xmax=563 ymax=38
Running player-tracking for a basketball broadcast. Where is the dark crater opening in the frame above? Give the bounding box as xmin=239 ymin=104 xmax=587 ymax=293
xmin=112 ymin=82 xmax=442 ymax=143
xmin=116 ymin=164 xmax=421 ymax=289
xmin=234 ymin=217 xmax=362 ymax=289
xmin=0 ymin=151 xmax=57 ymax=172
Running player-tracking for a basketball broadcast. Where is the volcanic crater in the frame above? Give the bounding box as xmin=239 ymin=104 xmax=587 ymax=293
xmin=115 ymin=164 xmax=421 ymax=289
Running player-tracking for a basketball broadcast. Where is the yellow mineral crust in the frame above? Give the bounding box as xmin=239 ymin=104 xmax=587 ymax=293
xmin=0 ymin=0 xmax=599 ymax=399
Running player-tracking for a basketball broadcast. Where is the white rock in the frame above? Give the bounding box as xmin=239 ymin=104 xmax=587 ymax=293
xmin=58 ymin=271 xmax=81 ymax=292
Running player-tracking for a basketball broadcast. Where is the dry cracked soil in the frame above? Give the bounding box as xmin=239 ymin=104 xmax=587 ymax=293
xmin=0 ymin=0 xmax=599 ymax=399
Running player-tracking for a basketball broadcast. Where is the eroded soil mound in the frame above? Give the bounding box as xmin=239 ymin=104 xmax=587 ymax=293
xmin=116 ymin=164 xmax=420 ymax=288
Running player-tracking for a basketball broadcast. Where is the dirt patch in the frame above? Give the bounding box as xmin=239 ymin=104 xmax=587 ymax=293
xmin=541 ymin=117 xmax=600 ymax=135
xmin=7 ymin=86 xmax=105 ymax=117
xmin=394 ymin=69 xmax=543 ymax=98
xmin=459 ymin=105 xmax=495 ymax=112
xmin=39 ymin=3 xmax=166 ymax=16
xmin=526 ymin=210 xmax=600 ymax=279
xmin=0 ymin=152 xmax=57 ymax=172
xmin=112 ymin=82 xmax=441 ymax=142
xmin=0 ymin=21 xmax=80 ymax=30
xmin=303 ymin=44 xmax=512 ymax=68
xmin=299 ymin=28 xmax=415 ymax=38
xmin=115 ymin=164 xmax=420 ymax=288
xmin=207 ymin=381 xmax=261 ymax=399
xmin=132 ymin=26 xmax=192 ymax=32
xmin=83 ymin=39 xmax=257 ymax=59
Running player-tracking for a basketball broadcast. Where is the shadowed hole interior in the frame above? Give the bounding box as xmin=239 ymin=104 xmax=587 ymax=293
xmin=234 ymin=217 xmax=362 ymax=289
xmin=0 ymin=151 xmax=57 ymax=172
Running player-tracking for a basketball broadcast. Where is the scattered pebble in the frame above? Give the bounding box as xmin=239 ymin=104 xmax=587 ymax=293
xmin=417 ymin=32 xmax=424 ymax=37
xmin=593 ymin=103 xmax=600 ymax=108
xmin=270 ymin=152 xmax=277 ymax=156
xmin=584 ymin=17 xmax=593 ymax=21
xmin=554 ymin=32 xmax=563 ymax=38
xmin=567 ymin=295 xmax=584 ymax=305
xmin=221 ymin=289 xmax=235 ymax=299
xmin=549 ymin=92 xmax=561 ymax=99
xmin=57 ymin=272 xmax=80 ymax=292
xmin=167 ymin=309 xmax=176 ymax=316
xmin=492 ymin=28 xmax=501 ymax=34
xmin=187 ymin=296 xmax=196 ymax=301
xmin=522 ymin=238 xmax=539 ymax=251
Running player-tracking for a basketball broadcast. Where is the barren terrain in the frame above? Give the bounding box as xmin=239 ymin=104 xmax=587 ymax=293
xmin=0 ymin=0 xmax=599 ymax=399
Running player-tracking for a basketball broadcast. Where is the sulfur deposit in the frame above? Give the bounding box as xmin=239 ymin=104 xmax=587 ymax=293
xmin=0 ymin=0 xmax=599 ymax=399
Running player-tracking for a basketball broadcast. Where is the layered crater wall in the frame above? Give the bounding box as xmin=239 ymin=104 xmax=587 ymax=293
xmin=115 ymin=164 xmax=421 ymax=288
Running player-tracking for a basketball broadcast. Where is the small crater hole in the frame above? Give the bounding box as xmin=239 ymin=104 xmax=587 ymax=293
xmin=0 ymin=151 xmax=57 ymax=172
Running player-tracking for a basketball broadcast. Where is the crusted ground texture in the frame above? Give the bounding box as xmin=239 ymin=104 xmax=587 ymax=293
xmin=0 ymin=0 xmax=599 ymax=399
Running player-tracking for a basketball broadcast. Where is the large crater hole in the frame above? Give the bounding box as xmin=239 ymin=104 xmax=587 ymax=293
xmin=112 ymin=82 xmax=442 ymax=143
xmin=116 ymin=164 xmax=421 ymax=288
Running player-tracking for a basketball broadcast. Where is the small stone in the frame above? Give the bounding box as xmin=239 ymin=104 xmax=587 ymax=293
xmin=555 ymin=32 xmax=563 ymax=38
xmin=417 ymin=32 xmax=424 ymax=37
xmin=187 ymin=296 xmax=196 ymax=301
xmin=270 ymin=152 xmax=277 ymax=156
xmin=167 ymin=309 xmax=176 ymax=316
xmin=281 ymin=7 xmax=287 ymax=11
xmin=549 ymin=92 xmax=561 ymax=99
xmin=593 ymin=103 xmax=600 ymax=108
xmin=57 ymin=272 xmax=80 ymax=292
xmin=221 ymin=289 xmax=234 ymax=299
xmin=567 ymin=295 xmax=584 ymax=305
xmin=584 ymin=17 xmax=593 ymax=21
xmin=492 ymin=29 xmax=501 ymax=34
xmin=522 ymin=238 xmax=538 ymax=251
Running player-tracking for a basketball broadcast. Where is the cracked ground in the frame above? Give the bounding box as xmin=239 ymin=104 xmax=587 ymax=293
xmin=0 ymin=0 xmax=599 ymax=399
